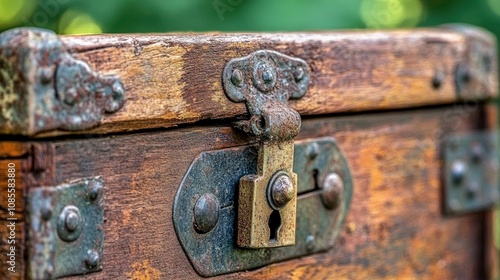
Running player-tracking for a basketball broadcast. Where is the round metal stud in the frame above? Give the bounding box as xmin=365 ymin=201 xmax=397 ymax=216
xmin=306 ymin=142 xmax=319 ymax=159
xmin=451 ymin=160 xmax=467 ymax=185
xmin=305 ymin=235 xmax=315 ymax=251
xmin=322 ymin=173 xmax=344 ymax=210
xmin=88 ymin=180 xmax=101 ymax=201
xmin=65 ymin=211 xmax=79 ymax=231
xmin=231 ymin=68 xmax=243 ymax=87
xmin=470 ymin=142 xmax=483 ymax=163
xmin=253 ymin=62 xmax=277 ymax=92
xmin=85 ymin=250 xmax=100 ymax=269
xmin=193 ymin=193 xmax=220 ymax=234
xmin=295 ymin=67 xmax=305 ymax=81
xmin=466 ymin=182 xmax=479 ymax=198
xmin=57 ymin=205 xmax=83 ymax=242
xmin=106 ymin=80 xmax=126 ymax=112
xmin=40 ymin=204 xmax=53 ymax=221
xmin=267 ymin=172 xmax=294 ymax=210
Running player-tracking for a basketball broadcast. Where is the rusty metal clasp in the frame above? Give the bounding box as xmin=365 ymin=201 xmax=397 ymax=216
xmin=222 ymin=50 xmax=310 ymax=248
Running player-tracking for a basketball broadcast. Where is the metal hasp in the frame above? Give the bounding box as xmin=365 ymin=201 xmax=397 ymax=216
xmin=222 ymin=50 xmax=310 ymax=248
xmin=0 ymin=28 xmax=125 ymax=135
xmin=444 ymin=132 xmax=500 ymax=214
xmin=27 ymin=177 xmax=104 ymax=279
xmin=173 ymin=138 xmax=353 ymax=277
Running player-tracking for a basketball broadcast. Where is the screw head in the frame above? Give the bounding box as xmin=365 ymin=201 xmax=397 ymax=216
xmin=85 ymin=250 xmax=100 ymax=269
xmin=193 ymin=193 xmax=220 ymax=234
xmin=231 ymin=69 xmax=243 ymax=87
xmin=451 ymin=160 xmax=467 ymax=185
xmin=305 ymin=235 xmax=315 ymax=251
xmin=268 ymin=172 xmax=295 ymax=209
xmin=322 ymin=173 xmax=344 ymax=210
xmin=57 ymin=205 xmax=83 ymax=242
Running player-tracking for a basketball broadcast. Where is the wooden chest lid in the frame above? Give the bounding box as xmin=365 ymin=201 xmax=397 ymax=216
xmin=0 ymin=24 xmax=497 ymax=137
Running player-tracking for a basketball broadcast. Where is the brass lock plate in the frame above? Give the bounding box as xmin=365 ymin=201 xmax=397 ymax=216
xmin=173 ymin=138 xmax=353 ymax=277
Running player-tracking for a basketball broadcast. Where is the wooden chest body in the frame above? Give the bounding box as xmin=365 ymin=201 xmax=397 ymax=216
xmin=0 ymin=25 xmax=498 ymax=279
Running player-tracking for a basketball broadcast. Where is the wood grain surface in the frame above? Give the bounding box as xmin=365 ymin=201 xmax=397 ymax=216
xmin=35 ymin=104 xmax=494 ymax=279
xmin=22 ymin=26 xmax=496 ymax=136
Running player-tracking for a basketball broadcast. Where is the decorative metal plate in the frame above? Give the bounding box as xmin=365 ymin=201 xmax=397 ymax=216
xmin=444 ymin=131 xmax=499 ymax=214
xmin=27 ymin=177 xmax=104 ymax=279
xmin=173 ymin=138 xmax=353 ymax=277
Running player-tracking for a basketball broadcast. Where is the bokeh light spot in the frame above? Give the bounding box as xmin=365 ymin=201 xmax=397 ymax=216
xmin=0 ymin=0 xmax=36 ymax=27
xmin=361 ymin=0 xmax=423 ymax=29
xmin=487 ymin=0 xmax=500 ymax=17
xmin=58 ymin=10 xmax=102 ymax=35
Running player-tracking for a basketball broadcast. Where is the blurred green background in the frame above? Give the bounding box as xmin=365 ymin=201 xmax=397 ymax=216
xmin=0 ymin=0 xmax=499 ymax=35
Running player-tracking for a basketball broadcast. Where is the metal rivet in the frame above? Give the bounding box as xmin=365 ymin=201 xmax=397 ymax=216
xmin=88 ymin=181 xmax=100 ymax=200
xmin=63 ymin=88 xmax=78 ymax=105
xmin=85 ymin=250 xmax=100 ymax=269
xmin=466 ymin=182 xmax=479 ymax=199
xmin=268 ymin=173 xmax=294 ymax=209
xmin=471 ymin=143 xmax=483 ymax=163
xmin=57 ymin=205 xmax=83 ymax=242
xmin=306 ymin=142 xmax=319 ymax=159
xmin=231 ymin=69 xmax=243 ymax=87
xmin=65 ymin=211 xmax=79 ymax=231
xmin=432 ymin=70 xmax=444 ymax=90
xmin=262 ymin=68 xmax=274 ymax=83
xmin=295 ymin=67 xmax=305 ymax=81
xmin=106 ymin=80 xmax=126 ymax=112
xmin=322 ymin=173 xmax=343 ymax=210
xmin=451 ymin=160 xmax=467 ymax=185
xmin=40 ymin=205 xmax=52 ymax=221
xmin=193 ymin=193 xmax=220 ymax=234
xmin=45 ymin=264 xmax=54 ymax=278
xmin=40 ymin=67 xmax=53 ymax=84
xmin=305 ymin=235 xmax=315 ymax=251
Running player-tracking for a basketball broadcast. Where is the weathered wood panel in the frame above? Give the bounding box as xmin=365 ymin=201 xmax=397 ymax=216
xmin=49 ymin=104 xmax=493 ymax=279
xmin=16 ymin=26 xmax=496 ymax=136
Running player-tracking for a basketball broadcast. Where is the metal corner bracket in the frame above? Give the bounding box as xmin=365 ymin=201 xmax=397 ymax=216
xmin=27 ymin=177 xmax=105 ymax=279
xmin=0 ymin=28 xmax=126 ymax=135
xmin=444 ymin=131 xmax=500 ymax=214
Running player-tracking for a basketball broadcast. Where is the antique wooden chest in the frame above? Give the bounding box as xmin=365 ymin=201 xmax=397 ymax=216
xmin=0 ymin=24 xmax=499 ymax=279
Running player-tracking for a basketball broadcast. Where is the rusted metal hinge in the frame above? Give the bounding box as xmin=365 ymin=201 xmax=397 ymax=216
xmin=0 ymin=28 xmax=126 ymax=136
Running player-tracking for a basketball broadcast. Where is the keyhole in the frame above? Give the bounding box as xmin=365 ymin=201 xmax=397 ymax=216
xmin=268 ymin=210 xmax=281 ymax=241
